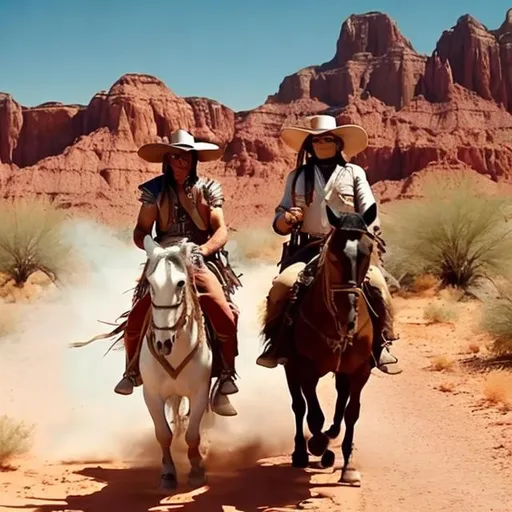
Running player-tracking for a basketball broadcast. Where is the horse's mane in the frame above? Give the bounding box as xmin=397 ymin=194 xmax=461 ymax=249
xmin=70 ymin=241 xmax=205 ymax=354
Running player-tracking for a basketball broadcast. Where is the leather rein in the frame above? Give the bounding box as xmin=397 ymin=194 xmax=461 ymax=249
xmin=146 ymin=263 xmax=203 ymax=380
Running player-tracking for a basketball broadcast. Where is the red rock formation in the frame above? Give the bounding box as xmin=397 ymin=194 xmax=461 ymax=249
xmin=334 ymin=11 xmax=415 ymax=66
xmin=1 ymin=10 xmax=512 ymax=230
xmin=436 ymin=15 xmax=508 ymax=108
xmin=0 ymin=94 xmax=23 ymax=164
xmin=269 ymin=12 xmax=427 ymax=110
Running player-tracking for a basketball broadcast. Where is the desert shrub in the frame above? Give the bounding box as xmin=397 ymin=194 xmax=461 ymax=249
xmin=0 ymin=415 xmax=33 ymax=467
xmin=381 ymin=172 xmax=512 ymax=290
xmin=481 ymin=291 xmax=512 ymax=355
xmin=0 ymin=199 xmax=72 ymax=285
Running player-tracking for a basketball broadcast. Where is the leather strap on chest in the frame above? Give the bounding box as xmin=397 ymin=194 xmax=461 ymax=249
xmin=178 ymin=188 xmax=208 ymax=231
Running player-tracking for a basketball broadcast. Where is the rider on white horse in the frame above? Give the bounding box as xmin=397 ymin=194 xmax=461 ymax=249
xmin=114 ymin=129 xmax=240 ymax=416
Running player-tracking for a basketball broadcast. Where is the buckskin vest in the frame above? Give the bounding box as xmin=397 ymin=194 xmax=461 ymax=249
xmin=138 ymin=174 xmax=224 ymax=246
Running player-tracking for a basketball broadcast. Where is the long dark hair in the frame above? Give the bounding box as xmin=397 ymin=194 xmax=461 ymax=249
xmin=161 ymin=151 xmax=199 ymax=194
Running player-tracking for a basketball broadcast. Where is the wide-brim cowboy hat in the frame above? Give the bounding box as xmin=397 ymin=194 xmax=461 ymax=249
xmin=281 ymin=114 xmax=368 ymax=159
xmin=138 ymin=129 xmax=224 ymax=163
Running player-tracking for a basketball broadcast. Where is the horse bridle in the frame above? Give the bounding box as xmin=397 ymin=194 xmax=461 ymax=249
xmin=145 ymin=250 xmax=198 ymax=333
xmin=322 ymin=227 xmax=377 ymax=346
xmin=150 ymin=297 xmax=186 ymax=332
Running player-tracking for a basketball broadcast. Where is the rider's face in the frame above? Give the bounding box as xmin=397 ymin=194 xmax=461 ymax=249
xmin=311 ymin=134 xmax=339 ymax=160
xmin=167 ymin=151 xmax=193 ymax=184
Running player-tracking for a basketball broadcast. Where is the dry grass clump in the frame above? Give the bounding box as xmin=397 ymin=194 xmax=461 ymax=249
xmin=381 ymin=172 xmax=512 ymax=291
xmin=0 ymin=199 xmax=73 ymax=286
xmin=424 ymin=302 xmax=458 ymax=324
xmin=429 ymin=355 xmax=456 ymax=372
xmin=0 ymin=415 xmax=33 ymax=468
xmin=482 ymin=370 xmax=512 ymax=411
xmin=411 ymin=273 xmax=440 ymax=294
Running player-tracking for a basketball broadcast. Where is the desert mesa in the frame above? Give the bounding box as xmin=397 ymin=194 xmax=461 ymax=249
xmin=1 ymin=10 xmax=512 ymax=229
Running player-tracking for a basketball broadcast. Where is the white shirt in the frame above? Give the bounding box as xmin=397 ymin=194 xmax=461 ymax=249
xmin=273 ymin=162 xmax=380 ymax=236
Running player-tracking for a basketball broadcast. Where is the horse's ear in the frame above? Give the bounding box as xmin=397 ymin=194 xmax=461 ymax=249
xmin=143 ymin=235 xmax=160 ymax=258
xmin=326 ymin=205 xmax=340 ymax=227
xmin=362 ymin=203 xmax=378 ymax=228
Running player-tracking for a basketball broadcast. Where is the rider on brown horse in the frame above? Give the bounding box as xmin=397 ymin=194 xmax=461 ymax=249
xmin=113 ymin=129 xmax=241 ymax=415
xmin=256 ymin=115 xmax=401 ymax=375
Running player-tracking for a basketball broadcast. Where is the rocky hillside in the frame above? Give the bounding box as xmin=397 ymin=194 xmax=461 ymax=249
xmin=1 ymin=10 xmax=512 ymax=229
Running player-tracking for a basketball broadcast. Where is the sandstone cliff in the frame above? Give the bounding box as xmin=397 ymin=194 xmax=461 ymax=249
xmin=1 ymin=10 xmax=511 ymax=228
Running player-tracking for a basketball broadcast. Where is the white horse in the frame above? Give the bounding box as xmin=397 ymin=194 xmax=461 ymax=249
xmin=139 ymin=235 xmax=227 ymax=490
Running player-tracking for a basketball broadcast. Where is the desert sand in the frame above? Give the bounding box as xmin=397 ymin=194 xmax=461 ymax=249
xmin=0 ymin=220 xmax=511 ymax=512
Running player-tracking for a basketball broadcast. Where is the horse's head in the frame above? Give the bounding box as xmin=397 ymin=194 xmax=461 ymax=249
xmin=324 ymin=202 xmax=378 ymax=286
xmin=320 ymin=203 xmax=378 ymax=345
xmin=143 ymin=235 xmax=198 ymax=356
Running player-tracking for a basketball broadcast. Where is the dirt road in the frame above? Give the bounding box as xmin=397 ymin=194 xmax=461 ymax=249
xmin=1 ymin=292 xmax=511 ymax=512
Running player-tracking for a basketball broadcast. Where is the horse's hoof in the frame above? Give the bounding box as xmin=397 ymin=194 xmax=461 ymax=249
xmin=212 ymin=393 xmax=237 ymax=417
xmin=308 ymin=433 xmax=329 ymax=456
xmin=188 ymin=468 xmax=207 ymax=488
xmin=324 ymin=425 xmax=340 ymax=439
xmin=292 ymin=450 xmax=309 ymax=468
xmin=320 ymin=449 xmax=335 ymax=469
xmin=159 ymin=473 xmax=177 ymax=490
xmin=340 ymin=467 xmax=361 ymax=487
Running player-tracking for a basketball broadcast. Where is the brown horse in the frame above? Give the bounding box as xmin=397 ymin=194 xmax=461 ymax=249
xmin=261 ymin=203 xmax=379 ymax=486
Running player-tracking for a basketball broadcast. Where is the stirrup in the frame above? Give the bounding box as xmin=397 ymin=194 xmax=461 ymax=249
xmin=375 ymin=345 xmax=402 ymax=375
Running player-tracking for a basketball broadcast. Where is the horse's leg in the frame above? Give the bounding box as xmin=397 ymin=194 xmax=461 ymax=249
xmin=325 ymin=372 xmax=350 ymax=439
xmin=284 ymin=363 xmax=309 ymax=468
xmin=339 ymin=366 xmax=371 ymax=487
xmin=143 ymin=389 xmax=177 ymax=490
xmin=301 ymin=375 xmax=330 ymax=458
xmin=185 ymin=383 xmax=210 ymax=487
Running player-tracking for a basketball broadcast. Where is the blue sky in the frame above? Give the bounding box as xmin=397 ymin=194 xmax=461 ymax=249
xmin=0 ymin=0 xmax=509 ymax=111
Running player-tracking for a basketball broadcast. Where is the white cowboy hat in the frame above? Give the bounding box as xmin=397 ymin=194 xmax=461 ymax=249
xmin=280 ymin=114 xmax=368 ymax=159
xmin=138 ymin=129 xmax=224 ymax=163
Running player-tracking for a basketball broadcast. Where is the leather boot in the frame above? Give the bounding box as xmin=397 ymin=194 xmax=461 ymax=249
xmin=114 ymin=372 xmax=140 ymax=395
xmin=114 ymin=328 xmax=144 ymax=395
xmin=366 ymin=284 xmax=402 ymax=375
xmin=217 ymin=332 xmax=239 ymax=395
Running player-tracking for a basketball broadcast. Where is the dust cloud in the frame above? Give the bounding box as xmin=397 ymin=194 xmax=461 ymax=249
xmin=0 ymin=219 xmax=294 ymax=468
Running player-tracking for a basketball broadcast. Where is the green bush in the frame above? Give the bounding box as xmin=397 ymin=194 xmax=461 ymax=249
xmin=0 ymin=199 xmax=72 ymax=285
xmin=381 ymin=172 xmax=512 ymax=290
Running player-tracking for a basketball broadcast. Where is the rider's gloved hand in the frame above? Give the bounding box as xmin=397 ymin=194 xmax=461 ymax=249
xmin=284 ymin=207 xmax=304 ymax=226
